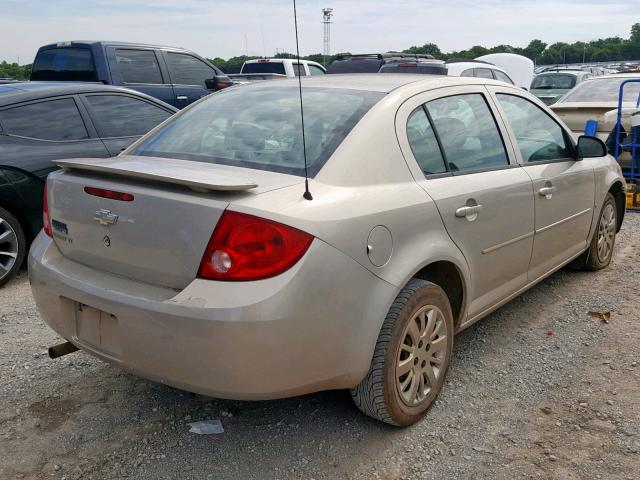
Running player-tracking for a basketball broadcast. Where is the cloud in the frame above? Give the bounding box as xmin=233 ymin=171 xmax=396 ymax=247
xmin=0 ymin=0 xmax=637 ymax=64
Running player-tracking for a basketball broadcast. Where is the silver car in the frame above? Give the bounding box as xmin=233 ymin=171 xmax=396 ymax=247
xmin=29 ymin=75 xmax=625 ymax=426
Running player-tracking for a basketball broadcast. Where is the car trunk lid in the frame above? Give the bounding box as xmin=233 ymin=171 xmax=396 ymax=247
xmin=47 ymin=156 xmax=302 ymax=289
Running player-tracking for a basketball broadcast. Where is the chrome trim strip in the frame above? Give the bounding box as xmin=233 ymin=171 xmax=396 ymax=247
xmin=535 ymin=208 xmax=592 ymax=234
xmin=481 ymin=231 xmax=534 ymax=255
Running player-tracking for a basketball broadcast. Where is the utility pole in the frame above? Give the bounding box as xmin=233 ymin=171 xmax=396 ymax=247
xmin=322 ymin=8 xmax=333 ymax=67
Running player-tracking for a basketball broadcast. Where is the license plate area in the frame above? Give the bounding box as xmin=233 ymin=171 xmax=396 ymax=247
xmin=75 ymin=303 xmax=121 ymax=358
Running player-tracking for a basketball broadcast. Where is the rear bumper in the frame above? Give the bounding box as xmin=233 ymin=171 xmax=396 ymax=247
xmin=29 ymin=232 xmax=396 ymax=400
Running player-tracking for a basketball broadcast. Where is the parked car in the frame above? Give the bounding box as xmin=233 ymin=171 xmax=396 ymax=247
xmin=326 ymin=53 xmax=435 ymax=74
xmin=0 ymin=82 xmax=177 ymax=286
xmin=445 ymin=59 xmax=516 ymax=85
xmin=30 ymin=41 xmax=232 ymax=108
xmin=550 ymin=73 xmax=640 ymax=171
xmin=531 ymin=70 xmax=593 ymax=105
xmin=475 ymin=53 xmax=535 ymax=91
xmin=30 ymin=75 xmax=625 ymax=427
xmin=379 ymin=59 xmax=447 ymax=75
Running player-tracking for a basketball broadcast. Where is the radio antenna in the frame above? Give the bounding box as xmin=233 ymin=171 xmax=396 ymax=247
xmin=293 ymin=0 xmax=313 ymax=200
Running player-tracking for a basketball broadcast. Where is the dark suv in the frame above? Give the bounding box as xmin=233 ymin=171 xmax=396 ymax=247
xmin=326 ymin=53 xmax=436 ymax=74
xmin=31 ymin=41 xmax=231 ymax=108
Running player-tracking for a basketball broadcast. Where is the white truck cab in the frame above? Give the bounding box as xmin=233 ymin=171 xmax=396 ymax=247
xmin=240 ymin=58 xmax=326 ymax=77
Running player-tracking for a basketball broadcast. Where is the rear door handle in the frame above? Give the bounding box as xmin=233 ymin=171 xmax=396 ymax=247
xmin=176 ymin=95 xmax=188 ymax=100
xmin=455 ymin=204 xmax=483 ymax=218
xmin=538 ymin=186 xmax=556 ymax=198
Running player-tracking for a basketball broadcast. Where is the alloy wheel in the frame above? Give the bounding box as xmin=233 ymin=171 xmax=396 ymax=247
xmin=596 ymin=203 xmax=616 ymax=262
xmin=395 ymin=305 xmax=448 ymax=406
xmin=0 ymin=217 xmax=19 ymax=281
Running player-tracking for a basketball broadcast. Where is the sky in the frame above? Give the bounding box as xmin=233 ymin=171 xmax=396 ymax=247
xmin=1 ymin=0 xmax=638 ymax=64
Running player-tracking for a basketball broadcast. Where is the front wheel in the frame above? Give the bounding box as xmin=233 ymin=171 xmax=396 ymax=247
xmin=0 ymin=207 xmax=26 ymax=287
xmin=351 ymin=279 xmax=454 ymax=426
xmin=579 ymin=193 xmax=618 ymax=271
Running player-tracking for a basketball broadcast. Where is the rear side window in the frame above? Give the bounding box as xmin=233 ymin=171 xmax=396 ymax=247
xmin=460 ymin=68 xmax=475 ymax=77
xmin=116 ymin=49 xmax=163 ymax=84
xmin=406 ymin=108 xmax=447 ymax=175
xmin=425 ymin=94 xmax=509 ymax=172
xmin=0 ymin=98 xmax=88 ymax=141
xmin=496 ymin=94 xmax=572 ymax=162
xmin=241 ymin=62 xmax=287 ymax=75
xmin=31 ymin=48 xmax=97 ymax=81
xmin=292 ymin=64 xmax=307 ymax=76
xmin=308 ymin=65 xmax=326 ymax=75
xmin=85 ymin=95 xmax=172 ymax=137
xmin=166 ymin=53 xmax=216 ymax=87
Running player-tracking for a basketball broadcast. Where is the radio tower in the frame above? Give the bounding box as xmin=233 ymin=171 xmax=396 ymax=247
xmin=322 ymin=8 xmax=333 ymax=67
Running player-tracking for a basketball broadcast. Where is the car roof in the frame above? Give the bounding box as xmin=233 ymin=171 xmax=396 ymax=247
xmin=237 ymin=73 xmax=513 ymax=93
xmin=37 ymin=40 xmax=185 ymax=51
xmin=0 ymin=82 xmax=178 ymax=110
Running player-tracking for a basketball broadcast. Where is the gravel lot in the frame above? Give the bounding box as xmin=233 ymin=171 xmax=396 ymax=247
xmin=1 ymin=215 xmax=639 ymax=480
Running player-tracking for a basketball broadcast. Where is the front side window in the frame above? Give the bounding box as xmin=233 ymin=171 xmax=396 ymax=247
xmin=425 ymin=94 xmax=509 ymax=172
xmin=0 ymin=98 xmax=88 ymax=141
xmin=497 ymin=94 xmax=572 ymax=162
xmin=132 ymin=86 xmax=383 ymax=177
xmin=493 ymin=70 xmax=514 ymax=85
xmin=31 ymin=47 xmax=97 ymax=82
xmin=406 ymin=108 xmax=447 ymax=175
xmin=308 ymin=65 xmax=326 ymax=75
xmin=475 ymin=68 xmax=494 ymax=79
xmin=85 ymin=95 xmax=172 ymax=137
xmin=166 ymin=53 xmax=216 ymax=87
xmin=116 ymin=49 xmax=163 ymax=84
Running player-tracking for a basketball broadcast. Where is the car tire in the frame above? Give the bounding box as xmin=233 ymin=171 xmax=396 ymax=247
xmin=351 ymin=279 xmax=454 ymax=426
xmin=577 ymin=193 xmax=618 ymax=271
xmin=0 ymin=207 xmax=26 ymax=288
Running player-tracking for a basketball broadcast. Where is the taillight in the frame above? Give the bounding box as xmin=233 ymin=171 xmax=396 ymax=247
xmin=84 ymin=186 xmax=134 ymax=202
xmin=42 ymin=180 xmax=52 ymax=237
xmin=198 ymin=211 xmax=313 ymax=281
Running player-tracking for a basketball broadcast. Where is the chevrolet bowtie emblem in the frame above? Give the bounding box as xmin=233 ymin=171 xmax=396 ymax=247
xmin=94 ymin=209 xmax=119 ymax=226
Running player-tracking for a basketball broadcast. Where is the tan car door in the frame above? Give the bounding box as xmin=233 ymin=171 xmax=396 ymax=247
xmin=396 ymin=86 xmax=535 ymax=322
xmin=488 ymin=87 xmax=595 ymax=280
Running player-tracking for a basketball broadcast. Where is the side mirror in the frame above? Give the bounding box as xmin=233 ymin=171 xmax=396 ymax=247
xmin=205 ymin=75 xmax=233 ymax=91
xmin=577 ymin=135 xmax=607 ymax=158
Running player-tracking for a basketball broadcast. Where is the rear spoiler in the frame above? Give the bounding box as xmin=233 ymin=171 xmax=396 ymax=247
xmin=54 ymin=157 xmax=258 ymax=192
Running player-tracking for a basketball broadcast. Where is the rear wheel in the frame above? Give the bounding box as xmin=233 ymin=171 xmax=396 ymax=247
xmin=351 ymin=279 xmax=454 ymax=426
xmin=577 ymin=193 xmax=617 ymax=271
xmin=0 ymin=207 xmax=25 ymax=287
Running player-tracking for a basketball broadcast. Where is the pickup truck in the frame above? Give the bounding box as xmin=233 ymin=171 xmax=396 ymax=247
xmin=30 ymin=41 xmax=232 ymax=108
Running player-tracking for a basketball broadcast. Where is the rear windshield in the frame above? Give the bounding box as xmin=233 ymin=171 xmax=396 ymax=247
xmin=560 ymin=77 xmax=640 ymax=103
xmin=531 ymin=74 xmax=577 ymax=90
xmin=327 ymin=58 xmax=383 ymax=74
xmin=31 ymin=47 xmax=97 ymax=81
xmin=132 ymin=86 xmax=384 ymax=177
xmin=379 ymin=63 xmax=447 ymax=75
xmin=241 ymin=62 xmax=286 ymax=75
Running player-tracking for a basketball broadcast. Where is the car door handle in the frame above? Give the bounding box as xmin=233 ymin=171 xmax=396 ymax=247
xmin=176 ymin=95 xmax=188 ymax=100
xmin=538 ymin=186 xmax=556 ymax=197
xmin=455 ymin=204 xmax=483 ymax=218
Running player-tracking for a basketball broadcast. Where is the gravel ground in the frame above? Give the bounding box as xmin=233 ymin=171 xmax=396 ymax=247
xmin=1 ymin=215 xmax=639 ymax=480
